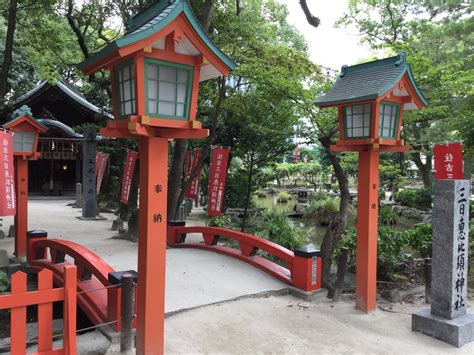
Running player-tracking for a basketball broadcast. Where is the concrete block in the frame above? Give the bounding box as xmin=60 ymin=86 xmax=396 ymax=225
xmin=0 ymin=249 xmax=9 ymax=268
xmin=412 ymin=308 xmax=474 ymax=347
xmin=8 ymin=225 xmax=14 ymax=238
xmin=7 ymin=263 xmax=22 ymax=275
xmin=111 ymin=219 xmax=124 ymax=231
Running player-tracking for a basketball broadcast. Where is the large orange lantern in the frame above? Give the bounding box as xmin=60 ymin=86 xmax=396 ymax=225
xmin=79 ymin=1 xmax=236 ymax=353
xmin=316 ymin=52 xmax=427 ymax=313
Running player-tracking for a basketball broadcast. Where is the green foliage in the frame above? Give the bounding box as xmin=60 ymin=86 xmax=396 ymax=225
xmin=256 ymin=210 xmax=307 ymax=250
xmin=304 ymin=198 xmax=339 ymax=225
xmin=276 ymin=191 xmax=291 ymax=203
xmin=310 ymin=191 xmax=327 ymax=202
xmin=0 ymin=271 xmax=9 ymax=292
xmin=394 ymin=188 xmax=432 ymax=210
xmin=337 ymin=226 xmax=409 ymax=279
xmin=209 ymin=214 xmax=232 ymax=228
xmin=379 ymin=205 xmax=398 ymax=225
xmin=406 ymin=224 xmax=433 ymax=259
xmin=256 ymin=190 xmax=267 ymax=198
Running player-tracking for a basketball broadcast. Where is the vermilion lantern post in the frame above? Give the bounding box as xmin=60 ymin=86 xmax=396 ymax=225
xmin=316 ymin=53 xmax=428 ymax=313
xmin=79 ymin=1 xmax=236 ymax=353
xmin=3 ymin=105 xmax=47 ymax=259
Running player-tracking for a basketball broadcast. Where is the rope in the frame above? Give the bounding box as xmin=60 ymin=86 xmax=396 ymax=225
xmin=76 ymin=283 xmax=121 ymax=295
xmin=407 ymin=140 xmax=463 ymax=148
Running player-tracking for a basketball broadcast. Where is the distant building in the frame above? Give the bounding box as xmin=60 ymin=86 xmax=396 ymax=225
xmin=1 ymin=81 xmax=111 ymax=195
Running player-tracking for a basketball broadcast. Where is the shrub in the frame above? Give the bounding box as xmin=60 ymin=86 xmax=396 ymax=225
xmin=406 ymin=224 xmax=432 ymax=258
xmin=257 ymin=210 xmax=306 ymax=250
xmin=379 ymin=205 xmax=398 ymax=225
xmin=0 ymin=271 xmax=9 ymax=292
xmin=394 ymin=188 xmax=432 ymax=210
xmin=335 ymin=226 xmax=409 ymax=279
xmin=256 ymin=190 xmax=267 ymax=198
xmin=209 ymin=214 xmax=232 ymax=228
xmin=310 ymin=191 xmax=327 ymax=202
xmin=276 ymin=191 xmax=291 ymax=203
xmin=304 ymin=198 xmax=339 ymax=225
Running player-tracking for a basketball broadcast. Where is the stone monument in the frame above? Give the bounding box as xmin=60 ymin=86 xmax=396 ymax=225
xmin=412 ymin=179 xmax=473 ymax=347
xmin=81 ymin=127 xmax=97 ymax=219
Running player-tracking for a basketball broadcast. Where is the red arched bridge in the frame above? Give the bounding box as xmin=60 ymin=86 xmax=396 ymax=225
xmin=25 ymin=224 xmax=321 ymax=331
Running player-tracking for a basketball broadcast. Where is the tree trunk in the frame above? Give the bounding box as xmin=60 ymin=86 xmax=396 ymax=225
xmin=167 ymin=140 xmax=187 ymax=220
xmin=319 ymin=137 xmax=350 ymax=288
xmin=0 ymin=0 xmax=18 ymax=107
xmin=411 ymin=151 xmax=431 ymax=189
xmin=241 ymin=156 xmax=254 ymax=232
xmin=198 ymin=0 xmax=217 ymax=32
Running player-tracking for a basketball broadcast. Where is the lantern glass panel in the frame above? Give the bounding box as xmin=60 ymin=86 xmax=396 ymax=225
xmin=13 ymin=131 xmax=36 ymax=153
xmin=145 ymin=59 xmax=193 ymax=120
xmin=378 ymin=102 xmax=399 ymax=139
xmin=116 ymin=62 xmax=136 ymax=117
xmin=343 ymin=103 xmax=371 ymax=139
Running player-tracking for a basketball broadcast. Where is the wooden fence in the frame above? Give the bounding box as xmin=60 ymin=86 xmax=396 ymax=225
xmin=0 ymin=265 xmax=77 ymax=355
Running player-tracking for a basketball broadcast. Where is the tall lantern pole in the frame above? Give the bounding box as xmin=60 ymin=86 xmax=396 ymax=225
xmin=78 ymin=1 xmax=236 ymax=352
xmin=3 ymin=106 xmax=47 ymax=259
xmin=316 ymin=53 xmax=428 ymax=313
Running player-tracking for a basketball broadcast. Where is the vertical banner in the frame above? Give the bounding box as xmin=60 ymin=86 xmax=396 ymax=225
xmin=207 ymin=147 xmax=230 ymax=217
xmin=433 ymin=143 xmax=463 ymax=180
xmin=121 ymin=151 xmax=138 ymax=204
xmin=186 ymin=148 xmax=202 ymax=199
xmin=0 ymin=130 xmax=15 ymax=216
xmin=183 ymin=151 xmax=192 ymax=178
xmin=96 ymin=152 xmax=109 ymax=194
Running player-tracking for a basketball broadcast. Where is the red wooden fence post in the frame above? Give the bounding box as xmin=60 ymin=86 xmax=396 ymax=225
xmin=11 ymin=271 xmax=27 ymax=355
xmin=292 ymin=245 xmax=322 ymax=292
xmin=37 ymin=269 xmax=53 ymax=352
xmin=63 ymin=265 xmax=77 ymax=355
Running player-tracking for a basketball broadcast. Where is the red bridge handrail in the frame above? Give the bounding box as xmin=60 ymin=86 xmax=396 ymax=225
xmin=174 ymin=226 xmax=295 ymax=265
xmin=29 ymin=238 xmax=114 ymax=286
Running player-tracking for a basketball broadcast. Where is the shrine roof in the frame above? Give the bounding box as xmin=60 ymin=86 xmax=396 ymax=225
xmin=315 ymin=52 xmax=428 ymax=109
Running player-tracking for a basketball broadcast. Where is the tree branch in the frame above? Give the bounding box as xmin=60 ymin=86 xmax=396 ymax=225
xmin=299 ymin=0 xmax=320 ymax=28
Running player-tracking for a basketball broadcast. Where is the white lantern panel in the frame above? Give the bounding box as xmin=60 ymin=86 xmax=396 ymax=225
xmin=159 ymin=66 xmax=176 ymax=82
xmin=159 ymin=82 xmax=176 ymax=102
xmin=158 ymin=101 xmax=175 ymax=116
xmin=177 ymin=84 xmax=187 ymax=103
xmin=176 ymin=103 xmax=185 ymax=117
xmin=148 ymin=80 xmax=158 ymax=99
xmin=148 ymin=100 xmax=157 ymax=114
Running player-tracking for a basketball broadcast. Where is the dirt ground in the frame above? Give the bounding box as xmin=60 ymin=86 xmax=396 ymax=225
xmin=162 ymin=292 xmax=474 ymax=354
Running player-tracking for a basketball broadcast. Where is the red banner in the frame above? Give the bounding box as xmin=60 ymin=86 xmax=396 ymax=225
xmin=0 ymin=130 xmax=15 ymax=216
xmin=121 ymin=151 xmax=138 ymax=204
xmin=433 ymin=143 xmax=463 ymax=180
xmin=96 ymin=152 xmax=109 ymax=194
xmin=183 ymin=151 xmax=192 ymax=178
xmin=186 ymin=149 xmax=203 ymax=199
xmin=207 ymin=147 xmax=230 ymax=217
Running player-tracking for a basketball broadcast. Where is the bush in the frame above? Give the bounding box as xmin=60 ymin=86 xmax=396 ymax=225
xmin=257 ymin=210 xmax=307 ymax=250
xmin=336 ymin=226 xmax=409 ymax=279
xmin=209 ymin=214 xmax=232 ymax=228
xmin=276 ymin=191 xmax=291 ymax=203
xmin=256 ymin=190 xmax=267 ymax=198
xmin=406 ymin=224 xmax=432 ymax=258
xmin=379 ymin=205 xmax=398 ymax=225
xmin=394 ymin=188 xmax=432 ymax=210
xmin=0 ymin=271 xmax=9 ymax=292
xmin=304 ymin=198 xmax=339 ymax=225
xmin=310 ymin=191 xmax=327 ymax=202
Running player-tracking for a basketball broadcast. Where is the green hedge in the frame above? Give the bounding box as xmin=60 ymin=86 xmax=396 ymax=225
xmin=394 ymin=188 xmax=432 ymax=210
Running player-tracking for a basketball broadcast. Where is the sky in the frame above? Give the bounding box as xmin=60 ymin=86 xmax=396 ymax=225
xmin=280 ymin=0 xmax=373 ymax=71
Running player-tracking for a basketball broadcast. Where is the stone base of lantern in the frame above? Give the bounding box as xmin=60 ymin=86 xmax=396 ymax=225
xmin=412 ymin=308 xmax=474 ymax=347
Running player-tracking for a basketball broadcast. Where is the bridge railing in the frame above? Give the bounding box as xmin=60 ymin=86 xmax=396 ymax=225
xmin=167 ymin=221 xmax=322 ymax=292
xmin=27 ymin=233 xmax=122 ymax=332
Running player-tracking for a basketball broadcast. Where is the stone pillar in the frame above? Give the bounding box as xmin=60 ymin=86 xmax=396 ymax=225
xmin=412 ymin=179 xmax=473 ymax=347
xmin=82 ymin=128 xmax=97 ymax=218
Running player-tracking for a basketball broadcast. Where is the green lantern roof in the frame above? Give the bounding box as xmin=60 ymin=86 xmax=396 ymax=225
xmin=78 ymin=0 xmax=236 ymax=73
xmin=315 ymin=52 xmax=428 ymax=109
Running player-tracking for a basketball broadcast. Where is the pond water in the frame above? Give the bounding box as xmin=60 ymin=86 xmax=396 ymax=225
xmin=253 ymin=194 xmax=422 ymax=248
